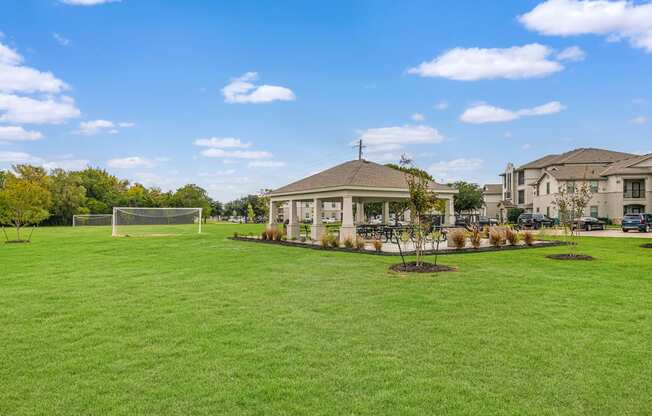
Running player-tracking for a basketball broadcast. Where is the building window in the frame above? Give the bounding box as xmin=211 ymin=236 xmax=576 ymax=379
xmin=331 ymin=202 xmax=336 ymax=209
xmin=518 ymin=190 xmax=525 ymax=204
xmin=590 ymin=181 xmax=599 ymax=193
xmin=590 ymin=206 xmax=599 ymax=218
xmin=517 ymin=171 xmax=525 ymax=185
xmin=566 ymin=182 xmax=576 ymax=193
xmin=536 ymin=207 xmax=540 ymax=213
xmin=546 ymin=182 xmax=550 ymax=195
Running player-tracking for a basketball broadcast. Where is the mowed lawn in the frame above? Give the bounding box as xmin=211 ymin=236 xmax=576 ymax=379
xmin=1 ymin=225 xmax=651 ymax=416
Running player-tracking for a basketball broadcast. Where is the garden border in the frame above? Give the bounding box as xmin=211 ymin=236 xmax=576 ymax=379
xmin=229 ymin=236 xmax=567 ymax=256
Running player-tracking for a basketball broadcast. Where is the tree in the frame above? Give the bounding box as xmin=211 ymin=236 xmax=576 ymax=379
xmin=507 ymin=208 xmax=524 ymax=223
xmin=246 ymin=203 xmax=255 ymax=223
xmin=47 ymin=169 xmax=87 ymax=225
xmin=385 ymin=163 xmax=433 ymax=181
xmin=553 ymin=181 xmax=593 ymax=255
xmin=78 ymin=167 xmax=128 ymax=213
xmin=399 ymin=155 xmax=439 ymax=267
xmin=450 ymin=181 xmax=483 ymax=215
xmin=0 ymin=170 xmax=52 ymax=241
xmin=171 ymin=184 xmax=212 ymax=219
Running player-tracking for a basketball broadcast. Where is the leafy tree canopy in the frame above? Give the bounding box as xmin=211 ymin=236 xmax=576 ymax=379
xmin=450 ymin=181 xmax=483 ymax=214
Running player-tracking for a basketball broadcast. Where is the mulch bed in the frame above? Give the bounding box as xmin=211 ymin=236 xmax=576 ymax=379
xmin=546 ymin=253 xmax=594 ymax=261
xmin=390 ymin=261 xmax=456 ymax=273
xmin=4 ymin=240 xmax=30 ymax=244
xmin=640 ymin=244 xmax=652 ymax=249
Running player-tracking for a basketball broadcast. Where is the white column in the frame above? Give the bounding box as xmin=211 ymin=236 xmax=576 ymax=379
xmin=355 ymin=202 xmax=365 ymax=224
xmin=311 ymin=198 xmax=325 ymax=240
xmin=340 ymin=196 xmax=355 ymax=243
xmin=382 ymin=202 xmax=390 ymax=224
xmin=446 ymin=197 xmax=455 ymax=226
xmin=287 ymin=200 xmax=299 ymax=239
xmin=268 ymin=200 xmax=276 ymax=225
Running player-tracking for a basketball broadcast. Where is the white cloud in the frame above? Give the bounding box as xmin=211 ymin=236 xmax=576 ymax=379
xmin=60 ymin=0 xmax=121 ymax=5
xmin=248 ymin=160 xmax=285 ymax=168
xmin=43 ymin=159 xmax=89 ymax=170
xmin=198 ymin=169 xmax=236 ymax=177
xmin=193 ymin=137 xmax=252 ymax=148
xmin=519 ymin=0 xmax=652 ymax=53
xmin=407 ymin=44 xmax=564 ymax=81
xmin=411 ymin=112 xmax=425 ymax=121
xmin=357 ymin=125 xmax=444 ymax=149
xmin=0 ymin=126 xmax=43 ymax=141
xmin=0 ymin=94 xmax=80 ymax=124
xmin=428 ymin=158 xmax=484 ymax=182
xmin=504 ymin=131 xmax=513 ymax=138
xmin=631 ymin=116 xmax=648 ymax=125
xmin=53 ymin=33 xmax=71 ymax=46
xmin=76 ymin=119 xmax=134 ymax=135
xmin=201 ymin=148 xmax=273 ymax=159
xmin=0 ymin=151 xmax=42 ymax=164
xmin=222 ymin=72 xmax=295 ymax=104
xmin=107 ymin=156 xmax=155 ymax=169
xmin=434 ymin=100 xmax=449 ymax=110
xmin=460 ymin=101 xmax=565 ymax=123
xmin=556 ymin=45 xmax=586 ymax=61
xmin=0 ymin=40 xmax=69 ymax=94
xmin=522 ymin=143 xmax=533 ymax=150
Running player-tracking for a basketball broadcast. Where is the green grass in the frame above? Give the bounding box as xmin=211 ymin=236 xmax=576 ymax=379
xmin=1 ymin=224 xmax=651 ymax=415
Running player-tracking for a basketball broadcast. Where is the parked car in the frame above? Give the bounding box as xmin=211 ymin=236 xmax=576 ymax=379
xmin=572 ymin=216 xmax=605 ymax=231
xmin=621 ymin=213 xmax=652 ymax=233
xmin=517 ymin=213 xmax=554 ymax=229
xmin=478 ymin=216 xmax=499 ymax=227
xmin=322 ymin=217 xmax=337 ymax=224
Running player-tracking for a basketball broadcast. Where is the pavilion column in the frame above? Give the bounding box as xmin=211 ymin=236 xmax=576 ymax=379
xmin=446 ymin=197 xmax=456 ymax=226
xmin=287 ymin=200 xmax=299 ymax=239
xmin=268 ymin=200 xmax=277 ymax=225
xmin=311 ymin=198 xmax=325 ymax=241
xmin=355 ymin=202 xmax=365 ymax=224
xmin=382 ymin=201 xmax=390 ymax=224
xmin=340 ymin=196 xmax=355 ymax=243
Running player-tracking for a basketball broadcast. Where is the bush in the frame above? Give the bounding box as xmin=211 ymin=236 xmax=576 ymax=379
xmin=355 ymin=236 xmax=366 ymax=251
xmin=449 ymin=228 xmax=466 ymax=249
xmin=299 ymin=236 xmax=306 ymax=243
xmin=274 ymin=229 xmax=283 ymax=241
xmin=329 ymin=234 xmax=339 ymax=248
xmin=233 ymin=231 xmax=239 ymax=238
xmin=343 ymin=236 xmax=354 ymax=249
xmin=260 ymin=230 xmax=267 ymax=240
xmin=320 ymin=233 xmax=331 ymax=248
xmin=489 ymin=227 xmax=505 ymax=248
xmin=505 ymin=227 xmax=521 ymax=246
xmin=372 ymin=239 xmax=383 ymax=252
xmin=523 ymin=230 xmax=535 ymax=246
xmin=470 ymin=227 xmax=482 ymax=249
xmin=507 ymin=208 xmax=524 ymax=223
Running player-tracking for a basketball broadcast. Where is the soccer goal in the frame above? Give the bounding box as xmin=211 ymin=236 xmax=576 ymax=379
xmin=112 ymin=207 xmax=203 ymax=237
xmin=73 ymin=214 xmax=114 ymax=227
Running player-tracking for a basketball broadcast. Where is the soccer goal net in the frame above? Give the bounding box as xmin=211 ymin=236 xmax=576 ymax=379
xmin=73 ymin=214 xmax=114 ymax=227
xmin=112 ymin=207 xmax=203 ymax=237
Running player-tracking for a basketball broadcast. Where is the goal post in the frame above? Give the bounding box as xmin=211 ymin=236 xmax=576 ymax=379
xmin=111 ymin=207 xmax=203 ymax=237
xmin=73 ymin=214 xmax=114 ymax=227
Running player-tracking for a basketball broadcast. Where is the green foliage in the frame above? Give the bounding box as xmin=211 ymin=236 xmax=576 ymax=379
xmin=46 ymin=169 xmax=87 ymax=225
xmin=246 ymin=203 xmax=255 ymax=223
xmin=385 ymin=162 xmax=433 ymax=180
xmin=507 ymin=208 xmax=524 ymax=223
xmin=0 ymin=170 xmax=52 ymax=240
xmin=450 ymin=181 xmax=483 ymax=214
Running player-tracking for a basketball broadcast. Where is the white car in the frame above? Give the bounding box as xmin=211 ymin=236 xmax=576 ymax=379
xmin=322 ymin=217 xmax=337 ymax=223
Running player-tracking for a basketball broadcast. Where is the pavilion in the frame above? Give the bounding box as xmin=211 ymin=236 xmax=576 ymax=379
xmin=268 ymin=159 xmax=458 ymax=242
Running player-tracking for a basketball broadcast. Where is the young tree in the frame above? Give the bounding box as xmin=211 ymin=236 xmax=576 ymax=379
xmin=450 ymin=181 xmax=484 ymax=215
xmin=47 ymin=169 xmax=87 ymax=225
xmin=399 ymin=155 xmax=439 ymax=267
xmin=246 ymin=203 xmax=255 ymax=223
xmin=171 ymin=184 xmax=212 ymax=220
xmin=0 ymin=170 xmax=52 ymax=241
xmin=553 ymin=181 xmax=593 ymax=255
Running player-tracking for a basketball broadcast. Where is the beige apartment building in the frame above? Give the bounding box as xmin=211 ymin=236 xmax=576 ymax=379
xmin=498 ymin=148 xmax=652 ymax=223
xmin=482 ymin=184 xmax=503 ymax=220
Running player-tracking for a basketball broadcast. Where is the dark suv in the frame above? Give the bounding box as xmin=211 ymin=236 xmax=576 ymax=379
xmin=621 ymin=213 xmax=652 ymax=233
xmin=517 ymin=213 xmax=554 ymax=229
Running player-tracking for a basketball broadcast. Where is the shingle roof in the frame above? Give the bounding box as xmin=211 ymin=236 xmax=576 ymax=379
xmin=599 ymin=154 xmax=652 ymax=176
xmin=543 ymin=164 xmax=608 ymax=181
xmin=483 ymin=184 xmax=502 ymax=194
xmin=269 ymin=159 xmax=454 ymax=195
xmin=518 ymin=148 xmax=636 ymax=170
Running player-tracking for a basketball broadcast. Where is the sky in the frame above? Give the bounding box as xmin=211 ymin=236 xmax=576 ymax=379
xmin=1 ymin=0 xmax=651 ymax=201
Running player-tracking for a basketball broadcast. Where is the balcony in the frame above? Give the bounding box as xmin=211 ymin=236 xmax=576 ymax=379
xmin=624 ymin=180 xmax=645 ymax=199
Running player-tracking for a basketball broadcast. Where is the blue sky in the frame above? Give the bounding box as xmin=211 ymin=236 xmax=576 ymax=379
xmin=1 ymin=0 xmax=651 ymax=200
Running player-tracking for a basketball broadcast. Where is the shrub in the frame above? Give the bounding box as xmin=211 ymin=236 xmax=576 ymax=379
xmin=320 ymin=233 xmax=331 ymax=248
xmin=261 ymin=230 xmax=267 ymax=240
xmin=489 ymin=227 xmax=505 ymax=248
xmin=505 ymin=227 xmax=521 ymax=246
xmin=299 ymin=236 xmax=306 ymax=243
xmin=343 ymin=236 xmax=354 ymax=249
xmin=233 ymin=231 xmax=239 ymax=238
xmin=449 ymin=228 xmax=467 ymax=249
xmin=355 ymin=236 xmax=366 ymax=251
xmin=470 ymin=227 xmax=482 ymax=249
xmin=329 ymin=234 xmax=339 ymax=248
xmin=274 ymin=229 xmax=283 ymax=241
xmin=523 ymin=230 xmax=535 ymax=246
xmin=372 ymin=239 xmax=383 ymax=252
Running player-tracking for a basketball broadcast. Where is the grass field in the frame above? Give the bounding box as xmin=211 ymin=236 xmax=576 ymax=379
xmin=1 ymin=224 xmax=651 ymax=415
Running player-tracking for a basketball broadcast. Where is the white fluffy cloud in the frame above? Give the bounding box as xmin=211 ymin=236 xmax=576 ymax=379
xmin=60 ymin=0 xmax=121 ymax=5
xmin=434 ymin=100 xmax=449 ymax=110
xmin=53 ymin=33 xmax=71 ymax=47
xmin=631 ymin=116 xmax=648 ymax=125
xmin=107 ymin=156 xmax=155 ymax=169
xmin=0 ymin=126 xmax=43 ymax=141
xmin=411 ymin=112 xmax=425 ymax=121
xmin=428 ymin=158 xmax=484 ymax=182
xmin=0 ymin=94 xmax=80 ymax=124
xmin=556 ymin=45 xmax=586 ymax=61
xmin=407 ymin=44 xmax=564 ymax=81
xmin=43 ymin=159 xmax=89 ymax=170
xmin=76 ymin=119 xmax=134 ymax=135
xmin=248 ymin=160 xmax=285 ymax=168
xmin=519 ymin=0 xmax=652 ymax=52
xmin=222 ymin=72 xmax=295 ymax=104
xmin=0 ymin=41 xmax=69 ymax=94
xmin=0 ymin=151 xmax=43 ymax=163
xmin=357 ymin=125 xmax=444 ymax=147
xmin=460 ymin=101 xmax=565 ymax=123
xmin=193 ymin=137 xmax=252 ymax=148
xmin=201 ymin=148 xmax=273 ymax=159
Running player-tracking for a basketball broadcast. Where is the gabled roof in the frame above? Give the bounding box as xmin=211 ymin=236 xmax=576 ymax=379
xmin=599 ymin=154 xmax=652 ymax=176
xmin=543 ymin=164 xmax=607 ymax=181
xmin=518 ymin=148 xmax=636 ymax=170
xmin=269 ymin=159 xmax=454 ymax=195
xmin=483 ymin=184 xmax=502 ymax=194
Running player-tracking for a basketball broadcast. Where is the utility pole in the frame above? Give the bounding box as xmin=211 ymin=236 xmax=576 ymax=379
xmin=358 ymin=139 xmax=364 ymax=161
